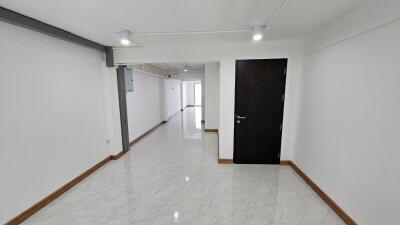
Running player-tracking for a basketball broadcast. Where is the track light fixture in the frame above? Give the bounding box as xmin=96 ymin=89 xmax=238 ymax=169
xmin=183 ymin=65 xmax=190 ymax=72
xmin=120 ymin=30 xmax=131 ymax=46
xmin=252 ymin=25 xmax=266 ymax=41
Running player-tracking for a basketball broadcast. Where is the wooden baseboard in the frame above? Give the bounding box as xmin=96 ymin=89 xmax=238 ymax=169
xmin=6 ymin=121 xmax=168 ymax=225
xmin=204 ymin=129 xmax=218 ymax=132
xmin=284 ymin=161 xmax=357 ymax=225
xmin=215 ymin=159 xmax=356 ymax=224
xmin=110 ymin=151 xmax=125 ymax=160
xmin=218 ymin=159 xmax=233 ymax=164
xmin=129 ymin=121 xmax=165 ymax=147
xmin=166 ymin=110 xmax=181 ymax=122
xmin=5 ymin=156 xmax=112 ymax=225
xmin=280 ymin=160 xmax=291 ymax=165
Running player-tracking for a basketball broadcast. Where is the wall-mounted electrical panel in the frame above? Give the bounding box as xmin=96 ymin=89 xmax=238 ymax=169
xmin=124 ymin=67 xmax=134 ymax=92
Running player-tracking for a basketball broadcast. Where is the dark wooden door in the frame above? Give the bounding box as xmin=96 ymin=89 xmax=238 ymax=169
xmin=234 ymin=59 xmax=287 ymax=164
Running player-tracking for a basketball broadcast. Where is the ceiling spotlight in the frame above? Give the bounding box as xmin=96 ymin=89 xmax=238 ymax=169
xmin=120 ymin=30 xmax=131 ymax=46
xmin=252 ymin=25 xmax=266 ymax=41
xmin=253 ymin=34 xmax=262 ymax=41
xmin=183 ymin=65 xmax=190 ymax=72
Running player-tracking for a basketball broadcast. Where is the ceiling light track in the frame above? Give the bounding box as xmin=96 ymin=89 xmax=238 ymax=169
xmin=251 ymin=0 xmax=291 ymax=42
xmin=265 ymin=0 xmax=292 ymax=28
xmin=132 ymin=29 xmax=251 ymax=36
xmin=116 ymin=0 xmax=291 ymax=43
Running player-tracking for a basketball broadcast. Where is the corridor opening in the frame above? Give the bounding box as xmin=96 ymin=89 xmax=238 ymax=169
xmin=194 ymin=83 xmax=202 ymax=106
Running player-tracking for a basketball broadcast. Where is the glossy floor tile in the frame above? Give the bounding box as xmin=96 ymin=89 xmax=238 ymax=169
xmin=23 ymin=107 xmax=344 ymax=225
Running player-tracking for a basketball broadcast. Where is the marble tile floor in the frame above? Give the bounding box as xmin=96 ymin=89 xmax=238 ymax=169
xmin=23 ymin=107 xmax=344 ymax=225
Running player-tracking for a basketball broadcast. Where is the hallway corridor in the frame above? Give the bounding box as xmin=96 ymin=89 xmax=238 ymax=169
xmin=23 ymin=107 xmax=344 ymax=225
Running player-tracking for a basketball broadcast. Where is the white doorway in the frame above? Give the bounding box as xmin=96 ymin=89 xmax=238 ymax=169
xmin=194 ymin=83 xmax=202 ymax=106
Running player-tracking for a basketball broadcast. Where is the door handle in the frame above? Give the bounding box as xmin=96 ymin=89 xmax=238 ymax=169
xmin=236 ymin=116 xmax=247 ymax=119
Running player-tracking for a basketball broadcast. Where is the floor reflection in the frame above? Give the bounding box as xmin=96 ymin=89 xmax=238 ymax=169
xmin=182 ymin=106 xmax=203 ymax=140
xmin=22 ymin=107 xmax=344 ymax=225
xmin=195 ymin=106 xmax=202 ymax=129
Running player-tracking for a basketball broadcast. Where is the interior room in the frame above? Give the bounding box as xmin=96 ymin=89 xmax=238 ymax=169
xmin=0 ymin=0 xmax=399 ymax=224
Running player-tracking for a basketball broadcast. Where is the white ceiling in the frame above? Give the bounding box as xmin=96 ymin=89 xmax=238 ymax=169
xmin=0 ymin=0 xmax=368 ymax=46
xmin=150 ymin=63 xmax=205 ymax=71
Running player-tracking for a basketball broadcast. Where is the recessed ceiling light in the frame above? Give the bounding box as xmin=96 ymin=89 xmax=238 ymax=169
xmin=120 ymin=30 xmax=131 ymax=46
xmin=252 ymin=25 xmax=266 ymax=42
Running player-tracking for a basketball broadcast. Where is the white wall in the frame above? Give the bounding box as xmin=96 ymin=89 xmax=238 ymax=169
xmin=114 ymin=41 xmax=303 ymax=161
xmin=101 ymin=67 xmax=122 ymax=156
xmin=204 ymin=62 xmax=220 ymax=129
xmin=0 ymin=21 xmax=120 ymax=223
xmin=293 ymin=1 xmax=400 ymax=224
xmin=164 ymin=79 xmax=182 ymax=119
xmin=126 ymin=71 xmax=163 ymax=141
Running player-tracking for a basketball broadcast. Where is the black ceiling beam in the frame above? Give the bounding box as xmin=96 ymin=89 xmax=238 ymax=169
xmin=0 ymin=6 xmax=114 ymax=67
